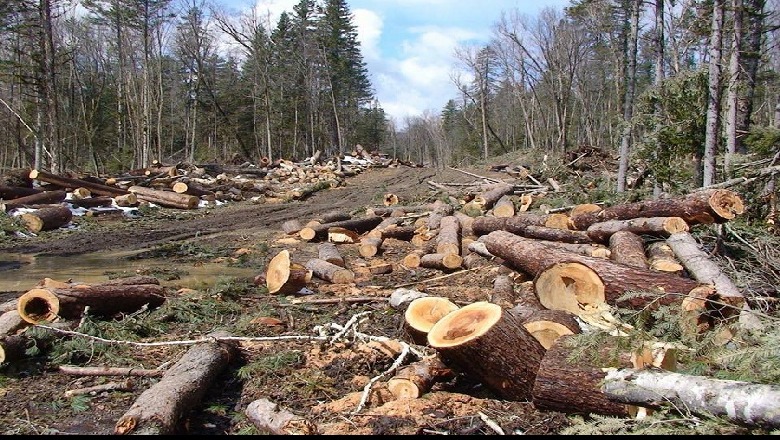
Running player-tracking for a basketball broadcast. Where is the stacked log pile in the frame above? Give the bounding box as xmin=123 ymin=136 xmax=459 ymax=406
xmin=0 ymin=151 xmax=396 ymax=234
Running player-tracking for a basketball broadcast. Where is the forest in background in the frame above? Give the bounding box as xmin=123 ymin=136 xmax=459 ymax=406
xmin=0 ymin=0 xmax=778 ymax=193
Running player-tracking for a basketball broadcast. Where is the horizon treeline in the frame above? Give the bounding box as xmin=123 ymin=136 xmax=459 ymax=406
xmin=0 ymin=0 xmax=778 ymax=192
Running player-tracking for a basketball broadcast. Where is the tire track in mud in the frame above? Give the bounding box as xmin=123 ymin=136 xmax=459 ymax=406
xmin=0 ymin=167 xmax=442 ymax=257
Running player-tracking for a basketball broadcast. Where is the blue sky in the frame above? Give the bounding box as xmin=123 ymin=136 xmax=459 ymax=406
xmin=220 ymin=0 xmax=572 ymax=123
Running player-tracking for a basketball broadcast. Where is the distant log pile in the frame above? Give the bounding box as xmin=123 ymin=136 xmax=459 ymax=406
xmin=0 ymin=150 xmax=400 ymax=234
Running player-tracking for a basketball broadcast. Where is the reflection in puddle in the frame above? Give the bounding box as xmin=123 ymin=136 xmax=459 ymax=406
xmin=0 ymin=250 xmax=260 ymax=293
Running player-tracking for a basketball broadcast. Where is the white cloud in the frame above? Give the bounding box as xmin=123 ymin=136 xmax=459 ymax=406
xmin=352 ymin=9 xmax=383 ymax=61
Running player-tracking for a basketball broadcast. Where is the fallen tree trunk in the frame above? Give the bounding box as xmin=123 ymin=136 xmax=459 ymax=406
xmin=114 ymin=331 xmax=240 ymax=435
xmin=586 ymin=216 xmax=689 ymax=243
xmin=317 ymin=242 xmax=345 ymax=267
xmin=481 ymin=231 xmax=706 ymax=312
xmin=0 ymin=184 xmax=43 ymax=200
xmin=427 ymin=301 xmax=546 ymax=401
xmin=299 ymin=216 xmax=383 ymax=242
xmin=29 ymin=169 xmax=129 ymax=197
xmin=666 ymin=231 xmax=759 ymax=329
xmin=570 ymin=189 xmax=745 ymax=230
xmin=0 ymin=190 xmax=66 ymax=212
xmin=128 ymin=186 xmax=199 ymax=209
xmin=305 ymin=258 xmax=354 ymax=284
xmin=19 ymin=204 xmax=73 ymax=233
xmin=435 ymin=216 xmax=462 ymax=255
xmin=17 ymin=277 xmax=165 ymax=323
xmin=609 ymin=231 xmax=648 ymax=269
xmin=603 ymin=368 xmax=780 ymax=428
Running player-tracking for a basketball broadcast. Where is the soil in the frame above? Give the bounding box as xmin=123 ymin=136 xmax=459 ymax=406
xmin=0 ymin=165 xmax=576 ymax=435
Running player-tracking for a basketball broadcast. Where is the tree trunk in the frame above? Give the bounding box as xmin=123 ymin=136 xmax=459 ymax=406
xmin=586 ymin=216 xmax=689 ymax=243
xmin=29 ymin=169 xmax=129 ymax=197
xmin=570 ymin=189 xmax=744 ymax=230
xmin=387 ymin=357 xmax=456 ymax=399
xmin=17 ymin=277 xmax=165 ymax=323
xmin=724 ymin=0 xmax=743 ymax=175
xmin=603 ymin=368 xmax=780 ymax=428
xmin=305 ymin=258 xmax=354 ymax=284
xmin=617 ymin=0 xmax=640 ymax=193
xmin=299 ymin=216 xmax=383 ymax=242
xmin=703 ymin=0 xmax=724 ymax=187
xmin=128 ymin=186 xmax=199 ymax=209
xmin=608 ymin=230 xmax=648 ymax=269
xmin=0 ymin=190 xmax=67 ymax=212
xmin=317 ymin=242 xmax=345 ymax=267
xmin=435 ymin=216 xmax=462 ymax=255
xmin=427 ymin=301 xmax=546 ymax=401
xmin=115 ymin=331 xmax=240 ymax=435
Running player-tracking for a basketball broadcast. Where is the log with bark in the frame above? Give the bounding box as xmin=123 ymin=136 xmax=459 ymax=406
xmin=427 ymin=301 xmax=546 ymax=401
xmin=586 ymin=216 xmax=689 ymax=243
xmin=570 ymin=189 xmax=745 ymax=230
xmin=472 ymin=212 xmax=571 ymax=236
xmin=317 ymin=242 xmax=345 ymax=267
xmin=435 ymin=215 xmax=461 ymax=255
xmin=481 ymin=231 xmax=709 ymax=313
xmin=473 ymin=183 xmax=514 ymax=211
xmin=513 ymin=308 xmax=581 ymax=350
xmin=602 ymin=368 xmax=780 ymax=428
xmin=265 ymin=250 xmax=312 ymax=294
xmin=18 ymin=204 xmax=73 ymax=233
xmin=666 ymin=231 xmax=760 ymax=329
xmin=114 ymin=331 xmax=240 ymax=435
xmin=419 ymin=253 xmax=463 ymax=272
xmin=645 ymin=241 xmax=684 ymax=273
xmin=366 ymin=203 xmax=435 ymax=218
xmin=492 ymin=195 xmax=516 ymax=218
xmin=128 ymin=185 xmax=200 ymax=209
xmin=245 ymin=398 xmax=318 ymax=435
xmin=532 ymin=334 xmax=677 ymax=417
xmin=358 ymin=236 xmax=384 ymax=258
xmin=0 ymin=190 xmax=67 ymax=212
xmin=0 ymin=185 xmax=43 ymax=200
xmin=29 ymin=169 xmax=129 ymax=197
xmin=490 ymin=275 xmax=516 ymax=309
xmin=305 ymin=258 xmax=355 ymax=284
xmin=521 ymin=225 xmax=592 ymax=244
xmin=386 ymin=356 xmax=456 ymax=399
xmin=16 ymin=276 xmax=166 ymax=323
xmin=608 ymin=230 xmax=648 ymax=269
xmin=0 ymin=335 xmax=30 ymax=364
xmin=299 ymin=216 xmax=383 ymax=242
xmin=0 ymin=310 xmax=27 ymax=336
xmin=68 ymin=196 xmax=115 ymax=209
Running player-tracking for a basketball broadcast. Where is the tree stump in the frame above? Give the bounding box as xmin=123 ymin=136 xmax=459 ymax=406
xmin=266 ymin=250 xmax=312 ymax=294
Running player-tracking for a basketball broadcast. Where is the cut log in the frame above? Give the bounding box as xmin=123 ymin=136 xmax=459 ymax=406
xmin=29 ymin=169 xmax=129 ymax=197
xmin=569 ymin=203 xmax=602 ymax=218
xmin=366 ymin=204 xmax=434 ymax=217
xmin=666 ymin=231 xmax=758 ymax=328
xmin=646 ymin=241 xmax=684 ymax=273
xmin=586 ymin=216 xmax=689 ymax=243
xmin=358 ymin=236 xmax=384 ymax=258
xmin=299 ymin=216 xmax=383 ymax=242
xmin=521 ymin=225 xmax=592 ymax=244
xmin=514 ymin=309 xmax=581 ymax=349
xmin=0 ymin=310 xmax=27 ymax=336
xmin=0 ymin=190 xmax=67 ymax=212
xmin=171 ymin=181 xmax=215 ymax=198
xmin=245 ymin=398 xmax=317 ymax=435
xmin=265 ymin=250 xmax=312 ymax=295
xmin=387 ymin=356 xmax=456 ymax=399
xmin=427 ymin=301 xmax=546 ymax=401
xmin=482 ymin=231 xmax=706 ymax=312
xmin=537 ymin=241 xmax=611 ymax=258
xmin=114 ymin=331 xmax=240 ymax=435
xmin=602 ymin=368 xmax=780 ymax=428
xmin=368 ymin=261 xmax=393 ymax=275
xmin=0 ymin=184 xmax=43 ymax=200
xmin=305 ymin=258 xmax=355 ymax=284
xmin=401 ymin=240 xmax=437 ymax=269
xmin=435 ymin=216 xmax=461 ymax=255
xmin=128 ymin=185 xmax=199 ymax=209
xmin=68 ymin=196 xmax=114 ymax=209
xmin=327 ymin=227 xmax=360 ymax=243
xmin=474 ymin=183 xmax=513 ymax=210
xmin=71 ymin=187 xmax=92 ymax=199
xmin=492 ymin=195 xmax=516 ymax=218
xmin=404 ymin=296 xmax=459 ymax=345
xmin=490 ymin=275 xmax=516 ymax=309
xmin=317 ymin=242 xmax=345 ymax=267
xmin=472 ymin=212 xmax=567 ymax=236
xmin=453 ymin=211 xmax=475 ymax=237
xmin=19 ymin=204 xmax=73 ymax=233
xmin=426 ymin=200 xmax=455 ymax=230
xmin=113 ymin=193 xmax=139 ymax=207
xmin=609 ymin=230 xmax=649 ymax=269
xmin=419 ymin=253 xmax=462 ymax=271
xmin=570 ymin=189 xmax=745 ymax=230
xmin=378 ymin=224 xmax=417 ymax=241
xmin=16 ymin=280 xmax=165 ymax=323
xmin=281 ymin=219 xmax=304 ymax=235
xmin=365 ymin=216 xmax=404 ymax=239
xmin=383 ymin=193 xmax=399 ymax=206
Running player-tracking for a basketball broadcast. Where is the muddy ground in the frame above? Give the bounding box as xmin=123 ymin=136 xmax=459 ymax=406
xmin=0 ymin=165 xmax=582 ymax=435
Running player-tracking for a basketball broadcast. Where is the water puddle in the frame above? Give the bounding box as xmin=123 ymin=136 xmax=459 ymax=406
xmin=0 ymin=250 xmax=260 ymax=294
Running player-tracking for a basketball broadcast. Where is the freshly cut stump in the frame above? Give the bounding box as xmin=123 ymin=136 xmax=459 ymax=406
xmin=534 ymin=262 xmax=606 ymax=314
xmin=427 ymin=301 xmax=546 ymax=401
xmin=404 ymin=296 xmax=459 ymax=345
